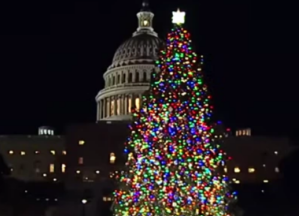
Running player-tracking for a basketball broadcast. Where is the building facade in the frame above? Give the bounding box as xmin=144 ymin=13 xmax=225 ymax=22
xmin=0 ymin=126 xmax=65 ymax=182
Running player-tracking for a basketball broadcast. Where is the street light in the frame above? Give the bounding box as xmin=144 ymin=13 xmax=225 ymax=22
xmin=81 ymin=199 xmax=87 ymax=216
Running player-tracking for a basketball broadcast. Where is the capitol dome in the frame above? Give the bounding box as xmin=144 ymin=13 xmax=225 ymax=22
xmin=110 ymin=34 xmax=162 ymax=69
xmin=95 ymin=1 xmax=163 ymax=121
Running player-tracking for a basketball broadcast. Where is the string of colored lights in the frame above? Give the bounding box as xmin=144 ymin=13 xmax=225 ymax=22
xmin=113 ymin=25 xmax=236 ymax=216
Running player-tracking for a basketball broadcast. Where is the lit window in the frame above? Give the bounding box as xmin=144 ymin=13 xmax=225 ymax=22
xmin=43 ymin=173 xmax=47 ymax=177
xmin=50 ymin=150 xmax=55 ymax=155
xmin=128 ymin=97 xmax=132 ymax=113
xmin=135 ymin=97 xmax=140 ymax=110
xmin=143 ymin=20 xmax=148 ymax=26
xmin=248 ymin=167 xmax=255 ymax=173
xmin=21 ymin=151 xmax=26 ymax=156
xmin=8 ymin=150 xmax=13 ymax=155
xmin=62 ymin=150 xmax=67 ymax=155
xmin=223 ymin=167 xmax=227 ymax=173
xmin=234 ymin=167 xmax=241 ymax=173
xmin=275 ymin=167 xmax=279 ymax=173
xmin=76 ymin=170 xmax=81 ymax=174
xmin=263 ymin=179 xmax=269 ymax=183
xmin=103 ymin=197 xmax=107 ymax=201
xmin=49 ymin=164 xmax=55 ymax=173
xmin=78 ymin=157 xmax=84 ymax=165
xmin=78 ymin=140 xmax=85 ymax=145
xmin=110 ymin=152 xmax=116 ymax=164
xmin=53 ymin=178 xmax=57 ymax=182
xmin=263 ymin=164 xmax=266 ymax=167
xmin=95 ymin=170 xmax=100 ymax=174
xmin=110 ymin=99 xmax=115 ymax=115
xmin=274 ymin=151 xmax=278 ymax=155
xmin=61 ymin=164 xmax=66 ymax=173
xmin=35 ymin=151 xmax=39 ymax=154
xmin=235 ymin=180 xmax=240 ymax=184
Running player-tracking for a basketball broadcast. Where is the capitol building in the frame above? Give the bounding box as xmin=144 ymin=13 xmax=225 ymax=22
xmin=95 ymin=1 xmax=163 ymax=121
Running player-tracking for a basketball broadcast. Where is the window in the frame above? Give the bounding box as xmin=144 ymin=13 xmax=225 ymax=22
xmin=234 ymin=167 xmax=241 ymax=173
xmin=21 ymin=151 xmax=26 ymax=156
xmin=143 ymin=72 xmax=147 ymax=82
xmin=128 ymin=97 xmax=132 ymax=113
xmin=35 ymin=151 xmax=40 ymax=154
xmin=274 ymin=151 xmax=278 ymax=155
xmin=49 ymin=164 xmax=55 ymax=173
xmin=135 ymin=97 xmax=140 ymax=110
xmin=78 ymin=157 xmax=84 ymax=165
xmin=34 ymin=161 xmax=41 ymax=173
xmin=110 ymin=152 xmax=116 ymax=164
xmin=122 ymin=73 xmax=126 ymax=83
xmin=135 ymin=72 xmax=139 ymax=82
xmin=50 ymin=150 xmax=55 ymax=155
xmin=110 ymin=99 xmax=115 ymax=115
xmin=8 ymin=150 xmax=13 ymax=155
xmin=95 ymin=170 xmax=100 ymax=174
xmin=263 ymin=179 xmax=269 ymax=183
xmin=43 ymin=173 xmax=47 ymax=177
xmin=79 ymin=140 xmax=85 ymax=145
xmin=248 ymin=167 xmax=255 ymax=173
xmin=62 ymin=150 xmax=67 ymax=155
xmin=61 ymin=164 xmax=66 ymax=173
xmin=275 ymin=167 xmax=279 ymax=173
xmin=128 ymin=73 xmax=132 ymax=82
xmin=223 ymin=167 xmax=227 ymax=173
xmin=76 ymin=170 xmax=81 ymax=174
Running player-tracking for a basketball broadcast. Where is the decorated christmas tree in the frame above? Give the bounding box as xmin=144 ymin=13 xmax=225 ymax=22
xmin=113 ymin=9 xmax=236 ymax=216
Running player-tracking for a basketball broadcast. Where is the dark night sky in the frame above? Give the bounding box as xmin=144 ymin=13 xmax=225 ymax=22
xmin=0 ymin=0 xmax=298 ymax=135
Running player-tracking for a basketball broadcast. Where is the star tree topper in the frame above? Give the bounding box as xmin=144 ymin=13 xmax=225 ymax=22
xmin=172 ymin=9 xmax=185 ymax=25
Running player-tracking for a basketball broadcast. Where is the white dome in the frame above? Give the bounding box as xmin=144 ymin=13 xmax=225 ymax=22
xmin=110 ymin=34 xmax=162 ymax=69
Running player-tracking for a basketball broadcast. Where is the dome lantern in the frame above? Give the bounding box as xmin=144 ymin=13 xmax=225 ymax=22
xmin=133 ymin=0 xmax=157 ymax=37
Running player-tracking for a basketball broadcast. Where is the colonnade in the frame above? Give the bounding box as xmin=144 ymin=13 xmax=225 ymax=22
xmin=97 ymin=93 xmax=143 ymax=119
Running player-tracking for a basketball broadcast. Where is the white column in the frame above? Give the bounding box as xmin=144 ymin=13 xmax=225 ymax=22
xmin=120 ymin=95 xmax=124 ymax=115
xmin=139 ymin=94 xmax=142 ymax=109
xmin=97 ymin=102 xmax=100 ymax=120
xmin=103 ymin=99 xmax=106 ymax=119
xmin=124 ymin=95 xmax=128 ymax=115
xmin=107 ymin=98 xmax=110 ymax=117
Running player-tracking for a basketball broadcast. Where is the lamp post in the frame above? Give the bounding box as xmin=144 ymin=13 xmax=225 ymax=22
xmin=81 ymin=199 xmax=87 ymax=216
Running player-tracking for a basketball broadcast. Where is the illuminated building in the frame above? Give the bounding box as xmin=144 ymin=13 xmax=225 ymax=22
xmin=95 ymin=0 xmax=163 ymax=121
xmin=0 ymin=126 xmax=65 ymax=182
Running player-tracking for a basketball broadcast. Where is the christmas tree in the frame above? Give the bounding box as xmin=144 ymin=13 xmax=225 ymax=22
xmin=113 ymin=9 xmax=236 ymax=216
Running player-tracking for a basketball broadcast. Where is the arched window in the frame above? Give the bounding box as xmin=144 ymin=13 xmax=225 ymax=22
xmin=128 ymin=73 xmax=132 ymax=83
xmin=135 ymin=72 xmax=139 ymax=82
xmin=112 ymin=76 xmax=115 ymax=85
xmin=143 ymin=72 xmax=147 ymax=82
xmin=122 ymin=73 xmax=126 ymax=83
